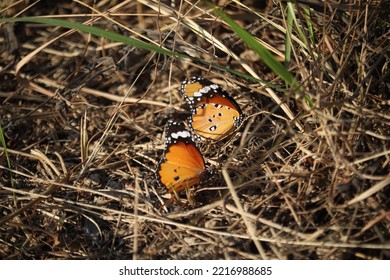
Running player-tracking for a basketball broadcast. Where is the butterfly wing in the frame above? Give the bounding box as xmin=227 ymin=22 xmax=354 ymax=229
xmin=181 ymin=77 xmax=245 ymax=141
xmin=157 ymin=120 xmax=208 ymax=193
xmin=189 ymin=103 xmax=242 ymax=140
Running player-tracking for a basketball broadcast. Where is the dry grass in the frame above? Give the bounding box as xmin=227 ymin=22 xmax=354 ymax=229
xmin=0 ymin=0 xmax=389 ymax=259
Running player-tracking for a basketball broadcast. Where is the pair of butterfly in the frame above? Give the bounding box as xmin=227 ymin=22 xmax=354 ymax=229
xmin=157 ymin=77 xmax=245 ymax=195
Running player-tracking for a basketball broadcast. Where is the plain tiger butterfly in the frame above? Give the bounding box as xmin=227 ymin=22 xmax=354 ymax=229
xmin=157 ymin=120 xmax=213 ymax=195
xmin=180 ymin=77 xmax=245 ymax=141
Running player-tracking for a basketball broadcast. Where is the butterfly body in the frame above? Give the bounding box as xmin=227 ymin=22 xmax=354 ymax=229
xmin=157 ymin=120 xmax=211 ymax=194
xmin=181 ymin=77 xmax=245 ymax=141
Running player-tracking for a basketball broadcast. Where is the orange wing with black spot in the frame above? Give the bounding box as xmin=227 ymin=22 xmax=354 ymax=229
xmin=180 ymin=77 xmax=245 ymax=141
xmin=157 ymin=120 xmax=211 ymax=194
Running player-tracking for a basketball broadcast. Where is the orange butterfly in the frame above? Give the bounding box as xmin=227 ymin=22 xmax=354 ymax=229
xmin=157 ymin=120 xmax=213 ymax=195
xmin=181 ymin=77 xmax=245 ymax=141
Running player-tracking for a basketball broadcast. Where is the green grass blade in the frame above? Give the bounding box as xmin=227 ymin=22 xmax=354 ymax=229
xmin=0 ymin=17 xmax=186 ymax=58
xmin=0 ymin=125 xmax=11 ymax=168
xmin=0 ymin=17 xmax=269 ymax=84
xmin=0 ymin=16 xmax=294 ymax=94
xmin=285 ymin=3 xmax=294 ymax=68
xmin=209 ymin=4 xmax=297 ymax=88
xmin=0 ymin=123 xmax=14 ymax=186
xmin=287 ymin=3 xmax=309 ymax=49
xmin=303 ymin=6 xmax=316 ymax=46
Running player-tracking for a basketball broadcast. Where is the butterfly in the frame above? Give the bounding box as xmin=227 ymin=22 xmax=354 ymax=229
xmin=180 ymin=77 xmax=245 ymax=141
xmin=157 ymin=120 xmax=213 ymax=195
